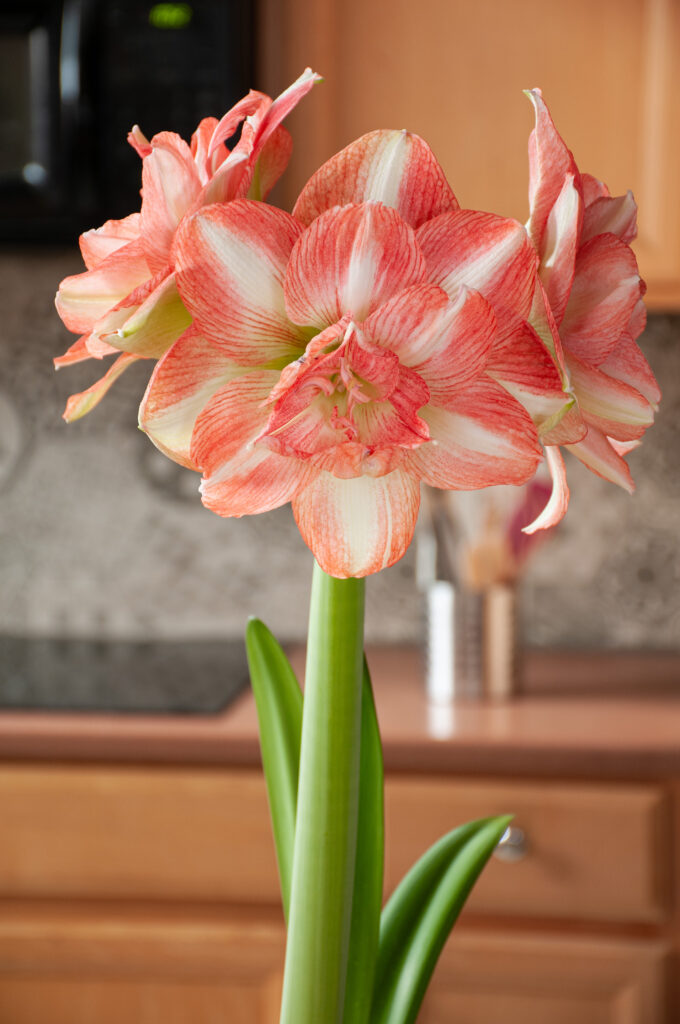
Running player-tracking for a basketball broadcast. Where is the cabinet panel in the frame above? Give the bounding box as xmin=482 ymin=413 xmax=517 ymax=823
xmin=270 ymin=0 xmax=680 ymax=308
xmin=0 ymin=903 xmax=284 ymax=1024
xmin=385 ymin=777 xmax=670 ymax=922
xmin=421 ymin=931 xmax=668 ymax=1024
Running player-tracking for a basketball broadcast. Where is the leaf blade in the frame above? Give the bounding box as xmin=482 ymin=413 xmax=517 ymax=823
xmin=373 ymin=814 xmax=512 ymax=1024
xmin=245 ymin=617 xmax=303 ymax=923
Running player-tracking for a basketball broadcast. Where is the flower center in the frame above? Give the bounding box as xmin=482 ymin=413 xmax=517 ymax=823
xmin=257 ymin=320 xmax=430 ymax=477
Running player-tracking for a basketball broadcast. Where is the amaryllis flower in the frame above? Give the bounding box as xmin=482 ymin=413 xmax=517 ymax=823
xmin=523 ymin=90 xmax=660 ymax=531
xmin=140 ymin=179 xmax=566 ymax=577
xmin=53 ymin=69 xmax=320 ymax=421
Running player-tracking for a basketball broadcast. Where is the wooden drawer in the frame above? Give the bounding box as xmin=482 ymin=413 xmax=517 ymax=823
xmin=421 ymin=930 xmax=668 ymax=1024
xmin=0 ymin=906 xmax=667 ymax=1024
xmin=385 ymin=778 xmax=671 ymax=923
xmin=0 ymin=766 xmax=671 ymax=924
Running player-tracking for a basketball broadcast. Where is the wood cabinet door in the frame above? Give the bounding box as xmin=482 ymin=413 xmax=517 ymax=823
xmin=267 ymin=0 xmax=680 ymax=309
xmin=0 ymin=903 xmax=284 ymax=1024
xmin=420 ymin=930 xmax=668 ymax=1023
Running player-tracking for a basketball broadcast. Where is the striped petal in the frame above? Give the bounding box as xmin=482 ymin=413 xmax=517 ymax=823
xmin=567 ymin=352 xmax=654 ymax=441
xmin=106 ymin=271 xmax=192 ymax=358
xmin=560 ymin=234 xmax=642 ymax=364
xmin=523 ymin=445 xmax=569 ymax=533
xmin=140 ymin=131 xmax=202 ymax=274
xmin=54 ymin=333 xmax=119 ymax=368
xmin=55 ymin=240 xmax=150 ymax=334
xmin=416 ymin=210 xmax=538 ymax=319
xmin=284 ymin=203 xmax=427 ymax=327
xmin=293 ymin=129 xmax=459 ymax=229
xmin=208 ymin=90 xmax=269 ymax=156
xmin=406 ymin=378 xmax=542 ymax=489
xmin=175 ymin=200 xmax=306 ymax=364
xmin=140 ymin=328 xmax=243 ymax=469
xmin=582 ymin=191 xmax=637 ymax=244
xmin=249 ymin=67 xmax=322 ymax=159
xmin=191 ymin=371 xmax=310 ymax=516
xmin=598 ymin=334 xmax=660 ymax=408
xmin=363 ymin=285 xmax=494 ymax=397
xmin=565 ymin=426 xmax=634 ymax=492
xmin=79 ymin=214 xmax=141 ymax=270
xmin=192 ymin=149 xmax=250 ymax=208
xmin=62 ymin=352 xmax=142 ymax=422
xmin=292 ymin=469 xmax=421 ymax=578
xmin=486 ymin=314 xmax=574 ymax=435
xmin=250 ymin=125 xmax=293 ymax=200
xmin=525 ymin=89 xmax=580 ymax=251
xmin=538 ymin=173 xmax=582 ymax=325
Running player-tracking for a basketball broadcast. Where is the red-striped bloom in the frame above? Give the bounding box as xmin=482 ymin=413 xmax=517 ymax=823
xmin=53 ymin=69 xmax=320 ymax=420
xmin=141 ymin=132 xmax=571 ymax=577
xmin=523 ymin=90 xmax=659 ymax=531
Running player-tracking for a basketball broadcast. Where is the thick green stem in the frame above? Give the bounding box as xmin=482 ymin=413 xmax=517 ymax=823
xmin=279 ymin=562 xmax=366 ymax=1024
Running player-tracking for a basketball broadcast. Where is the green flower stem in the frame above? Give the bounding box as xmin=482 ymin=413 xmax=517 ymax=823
xmin=279 ymin=562 xmax=366 ymax=1024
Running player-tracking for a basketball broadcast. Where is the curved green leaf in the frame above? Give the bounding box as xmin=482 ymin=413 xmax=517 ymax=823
xmin=372 ymin=814 xmax=513 ymax=1024
xmin=343 ymin=657 xmax=385 ymax=1024
xmin=245 ymin=617 xmax=303 ymax=923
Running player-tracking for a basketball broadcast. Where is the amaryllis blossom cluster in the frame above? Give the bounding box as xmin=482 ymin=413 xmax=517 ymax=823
xmin=55 ymin=76 xmax=659 ymax=578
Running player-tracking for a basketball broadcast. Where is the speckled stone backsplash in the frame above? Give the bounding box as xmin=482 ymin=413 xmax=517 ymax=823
xmin=2 ymin=249 xmax=679 ymax=650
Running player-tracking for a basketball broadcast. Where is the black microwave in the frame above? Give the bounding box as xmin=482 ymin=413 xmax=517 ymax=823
xmin=0 ymin=0 xmax=254 ymax=241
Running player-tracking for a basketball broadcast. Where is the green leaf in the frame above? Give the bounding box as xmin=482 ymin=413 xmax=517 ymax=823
xmin=245 ymin=617 xmax=303 ymax=923
xmin=372 ymin=814 xmax=513 ymax=1024
xmin=343 ymin=657 xmax=385 ymax=1024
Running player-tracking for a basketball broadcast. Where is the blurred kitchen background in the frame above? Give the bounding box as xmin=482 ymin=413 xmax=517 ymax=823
xmin=1 ymin=0 xmax=678 ymax=668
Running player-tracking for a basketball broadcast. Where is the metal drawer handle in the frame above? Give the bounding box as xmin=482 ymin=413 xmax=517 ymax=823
xmin=494 ymin=825 xmax=528 ymax=863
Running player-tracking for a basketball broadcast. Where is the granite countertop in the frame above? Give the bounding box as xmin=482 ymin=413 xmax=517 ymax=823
xmin=1 ymin=647 xmax=680 ymax=781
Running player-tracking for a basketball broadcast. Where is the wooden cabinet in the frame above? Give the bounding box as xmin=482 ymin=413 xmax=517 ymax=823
xmin=262 ymin=0 xmax=680 ymax=309
xmin=0 ymin=762 xmax=672 ymax=1022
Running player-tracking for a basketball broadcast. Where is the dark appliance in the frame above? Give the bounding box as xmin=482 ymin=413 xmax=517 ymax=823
xmin=0 ymin=0 xmax=254 ymax=240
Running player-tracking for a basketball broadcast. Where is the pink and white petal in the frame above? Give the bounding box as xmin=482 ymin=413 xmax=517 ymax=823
xmin=208 ymin=90 xmax=270 ymax=156
xmin=538 ymin=173 xmax=582 ymax=324
xmin=175 ymin=200 xmax=306 ymax=364
xmin=293 ymin=129 xmax=459 ymax=229
xmin=140 ymin=327 xmax=244 ymax=469
xmin=192 ymin=148 xmax=249 ymax=209
xmin=250 ymin=68 xmax=322 ymax=161
xmin=140 ymin=131 xmax=203 ymax=274
xmin=581 ymin=173 xmax=609 ymax=205
xmin=192 ymin=372 xmax=309 ymax=516
xmin=128 ymin=125 xmax=151 ymax=158
xmin=486 ymin=314 xmax=573 ymax=434
xmin=567 ymin=352 xmax=654 ymax=441
xmin=54 ymin=333 xmax=118 ymax=368
xmin=363 ymin=285 xmax=495 ymax=393
xmin=105 ymin=271 xmax=192 ymax=358
xmin=525 ymin=88 xmax=581 ymax=251
xmin=190 ymin=116 xmax=220 ymax=183
xmin=62 ymin=352 xmax=142 ymax=422
xmin=539 ymin=403 xmax=588 ymax=446
xmin=416 ymin=210 xmax=538 ymax=320
xmin=560 ymin=234 xmax=642 ymax=364
xmin=292 ymin=468 xmax=421 ymax=578
xmin=249 ymin=125 xmax=293 ymax=200
xmin=609 ymin=438 xmax=640 ymax=456
xmin=626 ymin=297 xmax=647 ymax=343
xmin=565 ymin=425 xmax=634 ymax=492
xmin=55 ymin=240 xmax=150 ymax=334
xmin=582 ymin=190 xmax=637 ymax=244
xmin=285 ymin=203 xmax=427 ymax=327
xmin=522 ymin=445 xmax=570 ymax=533
xmin=406 ymin=378 xmax=542 ymax=489
xmin=79 ymin=214 xmax=142 ymax=270
xmin=598 ymin=334 xmax=660 ymax=408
